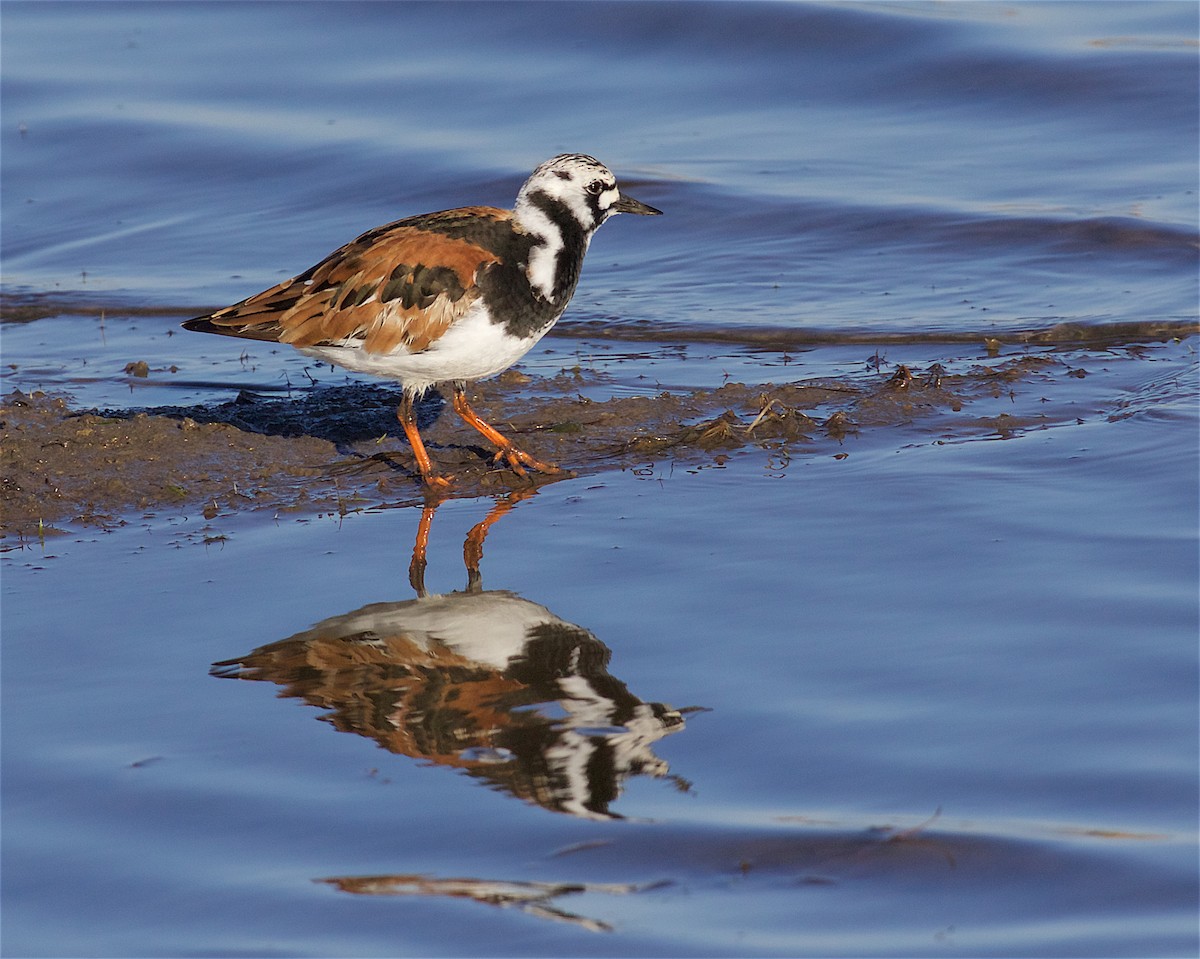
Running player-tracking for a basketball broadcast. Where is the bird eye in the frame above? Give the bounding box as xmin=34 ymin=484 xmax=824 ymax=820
xmin=585 ymin=179 xmax=606 ymax=196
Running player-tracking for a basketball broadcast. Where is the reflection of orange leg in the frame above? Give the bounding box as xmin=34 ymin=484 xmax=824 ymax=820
xmin=462 ymin=491 xmax=537 ymax=584
xmin=408 ymin=501 xmax=439 ymax=597
xmin=397 ymin=394 xmax=452 ymax=488
xmin=452 ymin=387 xmax=562 ymax=478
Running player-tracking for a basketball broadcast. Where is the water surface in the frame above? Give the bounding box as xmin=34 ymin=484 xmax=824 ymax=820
xmin=2 ymin=2 xmax=1197 ymax=956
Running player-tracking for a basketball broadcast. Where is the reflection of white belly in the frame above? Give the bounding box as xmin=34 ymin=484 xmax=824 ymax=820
xmin=299 ymin=304 xmax=559 ymax=394
xmin=331 ymin=591 xmax=569 ymax=669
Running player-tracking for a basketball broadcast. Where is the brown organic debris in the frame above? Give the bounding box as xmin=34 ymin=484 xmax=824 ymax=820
xmin=0 ymin=353 xmax=1086 ymax=536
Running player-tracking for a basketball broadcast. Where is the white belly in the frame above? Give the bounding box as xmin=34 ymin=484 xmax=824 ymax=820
xmin=299 ymin=304 xmax=558 ymax=394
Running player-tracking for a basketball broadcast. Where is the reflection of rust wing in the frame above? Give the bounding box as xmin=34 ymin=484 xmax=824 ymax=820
xmin=210 ymin=627 xmax=528 ymax=766
xmin=184 ymin=207 xmax=508 ymax=354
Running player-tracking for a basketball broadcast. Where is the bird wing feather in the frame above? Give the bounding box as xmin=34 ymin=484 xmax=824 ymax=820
xmin=186 ymin=207 xmax=509 ymax=355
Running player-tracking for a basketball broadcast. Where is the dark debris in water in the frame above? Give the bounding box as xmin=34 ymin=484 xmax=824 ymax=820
xmin=0 ymin=352 xmax=1110 ymax=536
xmin=553 ymin=317 xmax=1199 ymax=350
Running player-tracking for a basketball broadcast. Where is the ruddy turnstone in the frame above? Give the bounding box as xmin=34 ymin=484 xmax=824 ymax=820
xmin=184 ymin=154 xmax=661 ymax=486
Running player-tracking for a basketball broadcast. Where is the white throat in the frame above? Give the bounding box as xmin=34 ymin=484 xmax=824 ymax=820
xmin=517 ymin=202 xmax=566 ymax=302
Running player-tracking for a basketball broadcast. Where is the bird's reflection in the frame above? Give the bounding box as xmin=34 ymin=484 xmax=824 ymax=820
xmin=211 ymin=493 xmax=693 ymax=819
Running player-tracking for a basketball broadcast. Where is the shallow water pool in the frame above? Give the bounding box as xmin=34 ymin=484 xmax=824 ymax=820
xmin=3 ymin=2 xmax=1197 ymax=955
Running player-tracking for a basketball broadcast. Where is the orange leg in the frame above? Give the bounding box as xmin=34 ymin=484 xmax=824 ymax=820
xmin=397 ymin=394 xmax=451 ymax=488
xmin=408 ymin=500 xmax=438 ymax=596
xmin=452 ymin=386 xmax=562 ymax=478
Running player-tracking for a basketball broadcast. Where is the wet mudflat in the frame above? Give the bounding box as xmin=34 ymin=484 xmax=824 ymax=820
xmin=4 ymin=320 xmax=1190 ymax=538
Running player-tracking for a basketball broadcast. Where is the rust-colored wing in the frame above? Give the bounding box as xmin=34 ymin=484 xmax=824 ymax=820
xmin=185 ymin=207 xmax=510 ymax=354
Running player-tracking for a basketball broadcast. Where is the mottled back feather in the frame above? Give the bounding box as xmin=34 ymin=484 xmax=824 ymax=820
xmin=186 ymin=207 xmax=512 ymax=354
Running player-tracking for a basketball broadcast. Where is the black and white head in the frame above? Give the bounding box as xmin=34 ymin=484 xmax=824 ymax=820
xmin=514 ymin=154 xmax=660 ymax=301
xmin=516 ymin=154 xmax=660 ymax=236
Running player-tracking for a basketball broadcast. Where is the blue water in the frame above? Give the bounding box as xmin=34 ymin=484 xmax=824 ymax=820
xmin=3 ymin=2 xmax=1196 ymax=332
xmin=2 ymin=2 xmax=1197 ymax=956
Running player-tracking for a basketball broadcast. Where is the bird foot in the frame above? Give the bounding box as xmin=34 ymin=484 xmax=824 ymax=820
xmin=492 ymin=445 xmax=562 ymax=478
